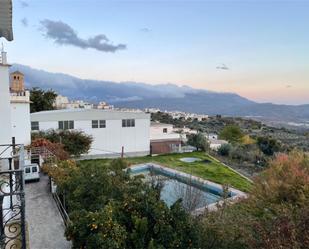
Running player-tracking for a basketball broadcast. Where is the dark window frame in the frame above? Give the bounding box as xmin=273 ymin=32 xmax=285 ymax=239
xmin=58 ymin=120 xmax=74 ymax=130
xmin=31 ymin=121 xmax=39 ymax=131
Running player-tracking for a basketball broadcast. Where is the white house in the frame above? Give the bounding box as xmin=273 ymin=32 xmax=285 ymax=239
xmin=150 ymin=122 xmax=183 ymax=154
xmin=0 ymin=50 xmax=13 ymax=161
xmin=30 ymin=109 xmax=151 ymax=158
xmin=0 ymin=51 xmax=31 ymax=170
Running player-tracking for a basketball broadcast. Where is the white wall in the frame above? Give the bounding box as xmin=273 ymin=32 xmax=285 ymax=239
xmin=0 ymin=65 xmax=12 ymax=158
xmin=37 ymin=118 xmax=150 ymax=156
xmin=11 ymin=102 xmax=31 ymax=146
xmin=150 ymin=124 xmax=181 ymax=141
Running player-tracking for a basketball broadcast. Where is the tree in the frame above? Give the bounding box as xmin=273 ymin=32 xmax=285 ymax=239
xmin=257 ymin=136 xmax=281 ymax=156
xmin=32 ymin=129 xmax=93 ymax=156
xmin=197 ymin=151 xmax=309 ymax=249
xmin=30 ymin=87 xmax=57 ymax=113
xmin=219 ymin=125 xmax=244 ymax=143
xmin=48 ymin=159 xmax=199 ymax=249
xmin=218 ymin=143 xmax=232 ymax=156
xmin=187 ymin=133 xmax=209 ymax=152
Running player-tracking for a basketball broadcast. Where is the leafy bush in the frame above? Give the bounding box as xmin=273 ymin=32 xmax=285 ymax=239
xmin=187 ymin=133 xmax=209 ymax=152
xmin=32 ymin=129 xmax=93 ymax=156
xmin=219 ymin=125 xmax=244 ymax=143
xmin=197 ymin=151 xmax=309 ymax=249
xmin=218 ymin=143 xmax=232 ymax=156
xmin=257 ymin=136 xmax=281 ymax=156
xmin=49 ymin=159 xmax=199 ymax=249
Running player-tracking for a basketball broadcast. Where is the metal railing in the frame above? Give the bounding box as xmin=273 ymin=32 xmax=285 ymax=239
xmin=0 ymin=140 xmax=26 ymax=249
xmin=0 ymin=169 xmax=26 ymax=249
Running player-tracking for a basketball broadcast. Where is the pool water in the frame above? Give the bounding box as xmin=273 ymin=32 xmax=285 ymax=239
xmin=132 ymin=168 xmax=221 ymax=210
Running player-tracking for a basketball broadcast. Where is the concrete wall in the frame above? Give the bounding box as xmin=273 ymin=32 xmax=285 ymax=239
xmin=0 ymin=65 xmax=12 ymax=157
xmin=36 ymin=118 xmax=150 ymax=156
xmin=11 ymin=102 xmax=31 ymax=146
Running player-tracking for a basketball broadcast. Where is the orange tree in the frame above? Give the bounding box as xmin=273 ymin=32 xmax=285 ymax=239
xmin=51 ymin=159 xmax=199 ymax=249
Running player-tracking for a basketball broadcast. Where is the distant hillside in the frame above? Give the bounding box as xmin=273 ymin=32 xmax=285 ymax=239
xmin=11 ymin=64 xmax=309 ymax=122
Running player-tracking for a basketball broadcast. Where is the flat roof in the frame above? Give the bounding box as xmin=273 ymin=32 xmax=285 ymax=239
xmin=31 ymin=109 xmax=150 ymax=122
xmin=150 ymin=122 xmax=173 ymax=127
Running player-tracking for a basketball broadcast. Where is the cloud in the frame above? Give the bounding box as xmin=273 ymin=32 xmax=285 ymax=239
xmin=40 ymin=19 xmax=127 ymax=53
xmin=216 ymin=63 xmax=229 ymax=70
xmin=21 ymin=18 xmax=28 ymax=27
xmin=140 ymin=28 xmax=151 ymax=33
xmin=20 ymin=1 xmax=29 ymax=8
xmin=286 ymin=85 xmax=292 ymax=88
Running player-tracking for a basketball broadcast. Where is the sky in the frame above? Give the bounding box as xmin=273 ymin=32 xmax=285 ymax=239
xmin=3 ymin=0 xmax=309 ymax=105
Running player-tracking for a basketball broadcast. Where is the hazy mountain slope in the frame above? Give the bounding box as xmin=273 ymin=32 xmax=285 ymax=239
xmin=10 ymin=64 xmax=309 ymax=122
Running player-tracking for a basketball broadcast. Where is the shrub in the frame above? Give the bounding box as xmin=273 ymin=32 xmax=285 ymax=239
xmin=32 ymin=129 xmax=93 ymax=156
xmin=218 ymin=143 xmax=232 ymax=156
xmin=219 ymin=125 xmax=244 ymax=143
xmin=187 ymin=133 xmax=209 ymax=152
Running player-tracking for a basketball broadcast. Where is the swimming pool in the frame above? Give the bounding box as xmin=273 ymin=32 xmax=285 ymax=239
xmin=129 ymin=163 xmax=246 ymax=213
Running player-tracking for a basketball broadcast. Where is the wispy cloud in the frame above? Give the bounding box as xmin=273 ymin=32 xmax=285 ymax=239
xmin=216 ymin=63 xmax=229 ymax=70
xmin=21 ymin=18 xmax=28 ymax=27
xmin=20 ymin=1 xmax=29 ymax=8
xmin=140 ymin=28 xmax=151 ymax=33
xmin=40 ymin=19 xmax=127 ymax=53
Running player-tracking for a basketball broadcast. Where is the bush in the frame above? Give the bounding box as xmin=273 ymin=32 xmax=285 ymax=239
xmin=50 ymin=159 xmax=199 ymax=249
xmin=220 ymin=125 xmax=244 ymax=143
xmin=187 ymin=133 xmax=209 ymax=152
xmin=257 ymin=136 xmax=281 ymax=156
xmin=218 ymin=144 xmax=232 ymax=156
xmin=32 ymin=129 xmax=93 ymax=156
xmin=197 ymin=151 xmax=309 ymax=249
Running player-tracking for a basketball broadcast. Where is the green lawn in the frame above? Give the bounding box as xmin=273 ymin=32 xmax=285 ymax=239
xmin=80 ymin=152 xmax=252 ymax=192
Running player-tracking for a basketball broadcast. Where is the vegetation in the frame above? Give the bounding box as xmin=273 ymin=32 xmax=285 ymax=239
xmin=46 ymin=151 xmax=308 ymax=249
xmin=49 ymin=159 xmax=199 ymax=249
xmin=219 ymin=125 xmax=244 ymax=143
xmin=32 ymin=129 xmax=93 ymax=156
xmin=80 ymin=152 xmax=252 ymax=192
xmin=187 ymin=133 xmax=210 ymax=152
xmin=30 ymin=87 xmax=57 ymax=113
xmin=197 ymin=151 xmax=309 ymax=249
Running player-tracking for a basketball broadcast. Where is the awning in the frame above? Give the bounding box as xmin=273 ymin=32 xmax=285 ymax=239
xmin=0 ymin=0 xmax=13 ymax=41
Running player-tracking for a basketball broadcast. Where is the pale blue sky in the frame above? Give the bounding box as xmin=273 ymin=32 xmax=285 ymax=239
xmin=4 ymin=0 xmax=309 ymax=104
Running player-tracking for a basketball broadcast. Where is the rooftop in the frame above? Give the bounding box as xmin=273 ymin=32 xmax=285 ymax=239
xmin=31 ymin=108 xmax=150 ymax=122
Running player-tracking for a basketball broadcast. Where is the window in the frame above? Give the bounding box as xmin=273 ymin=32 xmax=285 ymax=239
xmin=58 ymin=120 xmax=74 ymax=130
xmin=163 ymin=128 xmax=168 ymax=133
xmin=92 ymin=120 xmax=106 ymax=128
xmin=32 ymin=167 xmax=38 ymax=173
xmin=92 ymin=120 xmax=98 ymax=128
xmin=122 ymin=119 xmax=135 ymax=127
xmin=14 ymin=76 xmax=16 ymax=80
xmin=99 ymin=120 xmax=106 ymax=128
xmin=31 ymin=121 xmax=39 ymax=131
xmin=25 ymin=168 xmax=30 ymax=174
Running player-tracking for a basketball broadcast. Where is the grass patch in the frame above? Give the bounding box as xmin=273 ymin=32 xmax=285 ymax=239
xmin=80 ymin=152 xmax=252 ymax=192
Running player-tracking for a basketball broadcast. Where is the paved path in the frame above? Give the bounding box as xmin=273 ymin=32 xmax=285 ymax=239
xmin=25 ymin=174 xmax=71 ymax=249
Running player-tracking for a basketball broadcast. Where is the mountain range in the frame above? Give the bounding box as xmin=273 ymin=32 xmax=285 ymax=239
xmin=11 ymin=64 xmax=309 ymax=122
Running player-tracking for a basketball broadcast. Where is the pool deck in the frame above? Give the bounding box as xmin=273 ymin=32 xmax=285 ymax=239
xmin=129 ymin=163 xmax=247 ymax=215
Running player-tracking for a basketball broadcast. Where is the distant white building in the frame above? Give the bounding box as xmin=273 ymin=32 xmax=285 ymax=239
xmin=54 ymin=95 xmax=69 ymax=109
xmin=150 ymin=122 xmax=183 ymax=154
xmin=30 ymin=109 xmax=151 ymax=158
xmin=209 ymin=139 xmax=228 ymax=151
